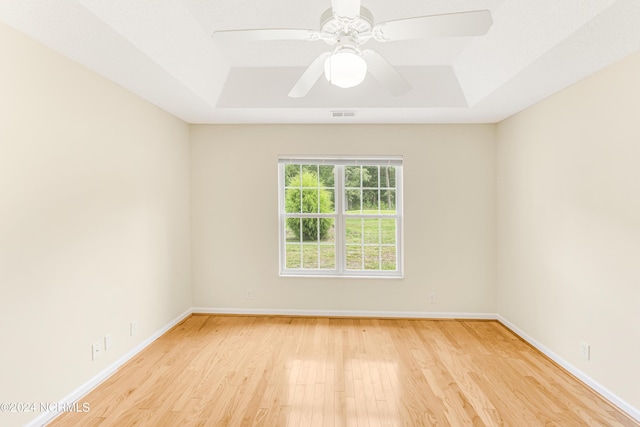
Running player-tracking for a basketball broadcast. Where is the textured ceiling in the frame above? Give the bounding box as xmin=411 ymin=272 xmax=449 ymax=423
xmin=1 ymin=0 xmax=640 ymax=124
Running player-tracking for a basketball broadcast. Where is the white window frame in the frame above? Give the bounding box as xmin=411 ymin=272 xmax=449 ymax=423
xmin=278 ymin=155 xmax=403 ymax=278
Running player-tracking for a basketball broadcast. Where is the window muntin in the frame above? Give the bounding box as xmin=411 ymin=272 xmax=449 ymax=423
xmin=279 ymin=157 xmax=402 ymax=277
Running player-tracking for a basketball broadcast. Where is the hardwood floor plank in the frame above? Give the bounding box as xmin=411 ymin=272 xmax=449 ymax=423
xmin=322 ymin=369 xmax=336 ymax=427
xmin=49 ymin=316 xmax=639 ymax=427
xmin=310 ymin=382 xmax=325 ymax=427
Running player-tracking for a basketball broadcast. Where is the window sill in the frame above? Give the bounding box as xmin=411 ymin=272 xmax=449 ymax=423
xmin=279 ymin=273 xmax=404 ymax=279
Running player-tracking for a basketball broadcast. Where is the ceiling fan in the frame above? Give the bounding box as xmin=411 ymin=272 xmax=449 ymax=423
xmin=212 ymin=0 xmax=493 ymax=98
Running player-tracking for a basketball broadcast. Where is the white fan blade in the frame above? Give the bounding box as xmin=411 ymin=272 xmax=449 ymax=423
xmin=213 ymin=28 xmax=319 ymax=42
xmin=363 ymin=49 xmax=411 ymax=96
xmin=373 ymin=10 xmax=492 ymax=42
xmin=288 ymin=52 xmax=332 ymax=98
xmin=331 ymin=0 xmax=361 ymax=20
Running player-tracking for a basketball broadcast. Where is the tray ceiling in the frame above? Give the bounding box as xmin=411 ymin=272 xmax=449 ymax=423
xmin=1 ymin=0 xmax=640 ymax=123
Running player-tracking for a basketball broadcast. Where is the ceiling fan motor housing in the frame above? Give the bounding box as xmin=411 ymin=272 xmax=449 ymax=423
xmin=320 ymin=6 xmax=374 ymax=44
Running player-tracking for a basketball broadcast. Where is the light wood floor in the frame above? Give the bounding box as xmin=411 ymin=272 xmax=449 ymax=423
xmin=51 ymin=315 xmax=638 ymax=426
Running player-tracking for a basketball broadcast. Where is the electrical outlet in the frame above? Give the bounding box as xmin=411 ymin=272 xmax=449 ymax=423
xmin=130 ymin=320 xmax=138 ymax=337
xmin=246 ymin=289 xmax=253 ymax=300
xmin=104 ymin=333 xmax=113 ymax=351
xmin=92 ymin=342 xmax=102 ymax=361
xmin=428 ymin=292 xmax=436 ymax=304
xmin=580 ymin=342 xmax=590 ymax=361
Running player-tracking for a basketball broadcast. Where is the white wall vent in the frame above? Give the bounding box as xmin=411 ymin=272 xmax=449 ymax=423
xmin=331 ymin=110 xmax=356 ymax=118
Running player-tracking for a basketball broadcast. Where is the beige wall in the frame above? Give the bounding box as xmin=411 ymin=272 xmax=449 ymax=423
xmin=190 ymin=124 xmax=497 ymax=313
xmin=0 ymin=23 xmax=192 ymax=426
xmin=497 ymin=52 xmax=640 ymax=410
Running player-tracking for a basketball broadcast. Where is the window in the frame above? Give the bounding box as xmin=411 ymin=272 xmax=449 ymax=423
xmin=278 ymin=156 xmax=403 ymax=277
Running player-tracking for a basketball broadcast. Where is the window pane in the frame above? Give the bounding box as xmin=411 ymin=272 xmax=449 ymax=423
xmin=380 ymin=219 xmax=396 ymax=244
xmin=380 ymin=190 xmax=396 ymax=213
xmin=302 ymin=189 xmax=319 ymax=213
xmin=286 ymin=244 xmax=301 ymax=269
xmin=346 ymin=245 xmax=362 ymax=270
xmin=285 ymin=164 xmax=301 ymax=186
xmin=364 ymin=246 xmax=380 ymax=270
xmin=319 ymin=165 xmax=334 ymax=187
xmin=362 ymin=189 xmax=379 ymax=212
xmin=323 ymin=219 xmax=335 ymax=243
xmin=380 ymin=166 xmax=395 ymax=189
xmin=302 ymin=218 xmax=320 ymax=242
xmin=324 ymin=189 xmax=335 ymax=214
xmin=319 ymin=245 xmax=335 ymax=269
xmin=381 ymin=246 xmax=396 ymax=270
xmin=363 ymin=219 xmax=379 ymax=244
xmin=302 ymin=165 xmax=319 ymax=186
xmin=345 ymin=189 xmax=361 ymax=214
xmin=362 ymin=166 xmax=378 ymax=188
xmin=345 ymin=218 xmax=361 ymax=244
xmin=345 ymin=166 xmax=361 ymax=187
xmin=285 ymin=218 xmax=301 ymax=242
xmin=285 ymin=189 xmax=301 ymax=213
xmin=302 ymin=244 xmax=318 ymax=268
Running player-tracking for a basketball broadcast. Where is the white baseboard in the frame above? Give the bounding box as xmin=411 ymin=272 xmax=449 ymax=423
xmin=29 ymin=308 xmax=193 ymax=427
xmin=26 ymin=308 xmax=638 ymax=425
xmin=192 ymin=307 xmax=498 ymax=320
xmin=497 ymin=314 xmax=640 ymax=423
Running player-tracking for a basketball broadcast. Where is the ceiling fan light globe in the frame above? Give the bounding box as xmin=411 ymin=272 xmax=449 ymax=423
xmin=323 ymin=52 xmax=367 ymax=88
